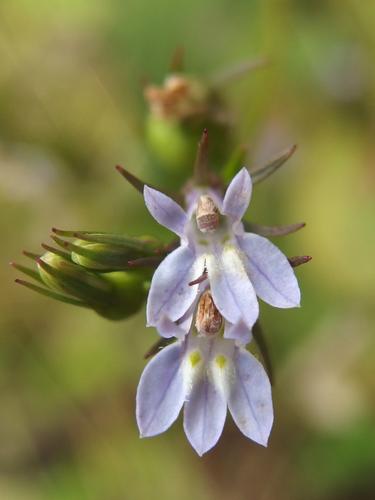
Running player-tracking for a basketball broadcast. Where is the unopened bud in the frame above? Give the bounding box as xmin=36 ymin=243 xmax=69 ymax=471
xmin=144 ymin=73 xmax=232 ymax=181
xmin=36 ymin=252 xmax=149 ymax=320
xmin=145 ymin=75 xmax=208 ymax=121
xmin=195 ymin=291 xmax=222 ymax=336
xmin=37 ymin=252 xmax=112 ymax=302
xmin=196 ymin=195 xmax=220 ymax=233
xmin=51 ymin=230 xmax=160 ymax=272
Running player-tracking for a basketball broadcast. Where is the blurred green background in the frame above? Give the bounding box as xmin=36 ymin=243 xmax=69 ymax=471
xmin=1 ymin=0 xmax=375 ymax=499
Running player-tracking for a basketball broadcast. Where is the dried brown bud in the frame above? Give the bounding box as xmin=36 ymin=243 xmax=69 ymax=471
xmin=144 ymin=75 xmax=207 ymax=120
xmin=195 ymin=291 xmax=222 ymax=336
xmin=196 ymin=195 xmax=220 ymax=233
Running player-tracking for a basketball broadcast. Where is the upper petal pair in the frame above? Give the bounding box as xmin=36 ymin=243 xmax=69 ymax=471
xmin=144 ymin=166 xmax=252 ymax=233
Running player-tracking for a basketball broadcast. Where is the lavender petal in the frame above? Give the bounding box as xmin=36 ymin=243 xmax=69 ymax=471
xmin=239 ymin=233 xmax=300 ymax=308
xmin=224 ymin=320 xmax=252 ymax=345
xmin=147 ymin=246 xmax=200 ymax=325
xmin=228 ymin=348 xmax=273 ymax=446
xmin=136 ymin=342 xmax=185 ymax=437
xmin=207 ymin=245 xmax=259 ymax=329
xmin=144 ymin=185 xmax=187 ymax=237
xmin=183 ymin=375 xmax=227 ymax=456
xmin=222 ymin=167 xmax=252 ymax=221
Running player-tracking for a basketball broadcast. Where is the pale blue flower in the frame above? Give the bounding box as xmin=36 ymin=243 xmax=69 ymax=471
xmin=136 ymin=325 xmax=273 ymax=456
xmin=144 ymin=167 xmax=300 ymax=342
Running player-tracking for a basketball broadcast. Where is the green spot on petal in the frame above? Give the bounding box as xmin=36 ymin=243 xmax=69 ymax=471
xmin=189 ymin=350 xmax=202 ymax=367
xmin=215 ymin=354 xmax=227 ymax=369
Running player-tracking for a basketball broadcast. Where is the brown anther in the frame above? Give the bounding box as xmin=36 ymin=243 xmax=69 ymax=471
xmin=195 ymin=291 xmax=222 ymax=336
xmin=196 ymin=195 xmax=220 ymax=233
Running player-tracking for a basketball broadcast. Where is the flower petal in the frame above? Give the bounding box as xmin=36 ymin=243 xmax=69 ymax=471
xmin=224 ymin=320 xmax=252 ymax=345
xmin=205 ymin=253 xmax=241 ymax=325
xmin=228 ymin=348 xmax=273 ymax=446
xmin=183 ymin=374 xmax=227 ymax=456
xmin=156 ymin=315 xmax=189 ymax=339
xmin=147 ymin=246 xmax=201 ymax=326
xmin=239 ymin=233 xmax=300 ymax=308
xmin=144 ymin=185 xmax=187 ymax=237
xmin=206 ymin=245 xmax=259 ymax=329
xmin=222 ymin=167 xmax=252 ymax=221
xmin=136 ymin=342 xmax=186 ymax=437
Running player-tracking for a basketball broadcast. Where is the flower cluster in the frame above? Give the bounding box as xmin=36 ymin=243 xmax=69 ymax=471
xmin=13 ymin=58 xmax=309 ymax=457
xmin=136 ymin=166 xmax=301 ymax=454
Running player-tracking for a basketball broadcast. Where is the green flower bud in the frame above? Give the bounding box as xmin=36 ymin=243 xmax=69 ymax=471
xmin=144 ymin=74 xmax=232 ymax=180
xmin=96 ymin=270 xmax=149 ymax=320
xmin=35 ymin=252 xmax=149 ymax=320
xmin=146 ymin=115 xmax=195 ymax=175
xmin=50 ymin=231 xmax=161 ymax=272
xmin=37 ymin=252 xmax=114 ymax=304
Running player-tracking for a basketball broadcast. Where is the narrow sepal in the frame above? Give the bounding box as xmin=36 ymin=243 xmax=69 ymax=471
xmin=169 ymin=46 xmax=184 ymax=72
xmin=15 ymin=279 xmax=89 ymax=308
xmin=250 ymin=144 xmax=297 ymax=184
xmin=128 ymin=256 xmax=163 ymax=269
xmin=194 ymin=129 xmax=209 ymax=184
xmin=37 ymin=255 xmax=112 ymax=306
xmin=22 ymin=250 xmax=40 ymax=261
xmin=222 ymin=145 xmax=247 ymax=184
xmin=115 ymin=165 xmax=150 ymax=194
xmin=252 ymin=322 xmax=274 ymax=385
xmin=41 ymin=243 xmax=71 ymax=260
xmin=210 ymin=56 xmax=268 ymax=88
xmin=244 ymin=221 xmax=305 ymax=237
xmin=10 ymin=262 xmax=44 ymax=283
xmin=53 ymin=228 xmax=160 ymax=252
xmin=288 ymin=255 xmax=312 ymax=268
xmin=144 ymin=337 xmax=175 ymax=360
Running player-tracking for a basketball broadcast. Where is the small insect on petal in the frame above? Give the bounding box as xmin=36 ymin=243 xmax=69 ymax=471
xmin=195 ymin=290 xmax=222 ymax=336
xmin=196 ymin=196 xmax=220 ymax=233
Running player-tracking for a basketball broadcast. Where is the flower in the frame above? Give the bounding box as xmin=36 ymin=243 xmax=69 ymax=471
xmin=136 ymin=290 xmax=273 ymax=456
xmin=144 ymin=167 xmax=300 ymax=343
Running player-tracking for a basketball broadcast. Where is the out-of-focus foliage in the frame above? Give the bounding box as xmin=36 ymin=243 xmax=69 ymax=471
xmin=1 ymin=0 xmax=375 ymax=499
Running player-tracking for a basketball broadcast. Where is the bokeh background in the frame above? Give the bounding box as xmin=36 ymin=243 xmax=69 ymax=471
xmin=1 ymin=1 xmax=375 ymax=499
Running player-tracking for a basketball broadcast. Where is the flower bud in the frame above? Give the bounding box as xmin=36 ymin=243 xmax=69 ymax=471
xmin=50 ymin=230 xmax=161 ymax=272
xmin=145 ymin=75 xmax=208 ymax=122
xmin=36 ymin=252 xmax=148 ymax=320
xmin=69 ymin=236 xmax=159 ymax=271
xmin=196 ymin=195 xmax=220 ymax=233
xmin=37 ymin=252 xmax=112 ymax=301
xmin=195 ymin=290 xmax=222 ymax=336
xmin=144 ymin=73 xmax=232 ymax=181
xmin=95 ymin=270 xmax=149 ymax=320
